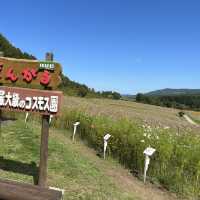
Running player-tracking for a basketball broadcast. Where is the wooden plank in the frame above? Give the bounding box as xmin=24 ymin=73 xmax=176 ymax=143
xmin=0 ymin=179 xmax=62 ymax=200
xmin=0 ymin=86 xmax=63 ymax=116
xmin=0 ymin=57 xmax=62 ymax=89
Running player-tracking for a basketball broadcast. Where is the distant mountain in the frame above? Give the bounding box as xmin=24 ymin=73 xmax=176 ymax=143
xmin=136 ymin=88 xmax=200 ymax=111
xmin=145 ymin=88 xmax=200 ymax=96
xmin=121 ymin=94 xmax=136 ymax=101
xmin=123 ymin=88 xmax=200 ymax=102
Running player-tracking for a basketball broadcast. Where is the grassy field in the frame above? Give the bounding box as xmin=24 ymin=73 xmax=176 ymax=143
xmin=63 ymin=96 xmax=200 ymax=132
xmin=46 ymin=96 xmax=200 ymax=199
xmin=1 ymin=96 xmax=200 ymax=199
xmin=0 ymin=119 xmax=140 ymax=200
xmin=0 ymin=118 xmax=179 ymax=200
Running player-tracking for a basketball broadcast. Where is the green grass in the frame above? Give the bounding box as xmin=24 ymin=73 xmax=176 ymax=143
xmin=0 ymin=119 xmax=137 ymax=200
xmin=52 ymin=108 xmax=200 ymax=199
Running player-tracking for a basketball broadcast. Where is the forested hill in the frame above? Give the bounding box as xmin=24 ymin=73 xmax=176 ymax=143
xmin=136 ymin=92 xmax=200 ymax=111
xmin=146 ymin=88 xmax=200 ymax=96
xmin=0 ymin=33 xmax=121 ymax=99
xmin=0 ymin=34 xmax=36 ymax=59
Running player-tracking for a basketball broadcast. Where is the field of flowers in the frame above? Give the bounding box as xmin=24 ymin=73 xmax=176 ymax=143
xmin=4 ymin=96 xmax=200 ymax=198
xmin=51 ymin=96 xmax=200 ymax=199
xmin=63 ymin=96 xmax=200 ymax=132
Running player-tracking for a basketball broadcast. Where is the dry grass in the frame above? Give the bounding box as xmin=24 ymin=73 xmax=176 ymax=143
xmin=63 ymin=96 xmax=200 ymax=132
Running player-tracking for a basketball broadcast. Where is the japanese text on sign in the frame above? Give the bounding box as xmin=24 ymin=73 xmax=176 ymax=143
xmin=0 ymin=86 xmax=62 ymax=115
xmin=0 ymin=57 xmax=62 ymax=89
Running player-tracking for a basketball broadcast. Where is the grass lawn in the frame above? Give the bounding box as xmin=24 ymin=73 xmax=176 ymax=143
xmin=0 ymin=119 xmax=137 ymax=200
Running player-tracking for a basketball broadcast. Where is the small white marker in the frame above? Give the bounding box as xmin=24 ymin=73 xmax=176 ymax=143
xmin=25 ymin=112 xmax=29 ymax=123
xmin=103 ymin=133 xmax=111 ymax=159
xmin=72 ymin=122 xmax=80 ymax=141
xmin=143 ymin=146 xmax=156 ymax=183
xmin=49 ymin=115 xmax=53 ymax=124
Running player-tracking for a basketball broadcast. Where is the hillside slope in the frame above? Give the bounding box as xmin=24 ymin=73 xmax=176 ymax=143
xmin=0 ymin=34 xmax=35 ymax=59
xmin=0 ymin=119 xmax=178 ymax=200
xmin=122 ymin=89 xmax=200 ymax=102
xmin=63 ymin=95 xmax=200 ymax=131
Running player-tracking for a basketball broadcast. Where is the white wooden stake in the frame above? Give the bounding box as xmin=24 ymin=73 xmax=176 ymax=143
xmin=103 ymin=134 xmax=111 ymax=159
xmin=144 ymin=155 xmax=150 ymax=183
xmin=49 ymin=115 xmax=53 ymax=124
xmin=143 ymin=146 xmax=156 ymax=183
xmin=25 ymin=112 xmax=29 ymax=123
xmin=103 ymin=140 xmax=108 ymax=159
xmin=73 ymin=122 xmax=80 ymax=141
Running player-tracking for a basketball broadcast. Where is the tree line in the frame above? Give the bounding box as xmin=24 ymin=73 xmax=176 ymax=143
xmin=0 ymin=33 xmax=121 ymax=100
xmin=136 ymin=93 xmax=200 ymax=111
xmin=59 ymin=74 xmax=121 ymax=99
xmin=0 ymin=34 xmax=36 ymax=59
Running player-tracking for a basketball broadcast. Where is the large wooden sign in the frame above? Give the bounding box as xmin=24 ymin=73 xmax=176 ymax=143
xmin=0 ymin=86 xmax=63 ymax=115
xmin=0 ymin=57 xmax=62 ymax=89
xmin=0 ymin=54 xmax=63 ymax=189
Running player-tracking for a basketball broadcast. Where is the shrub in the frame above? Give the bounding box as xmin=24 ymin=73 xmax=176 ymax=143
xmin=178 ymin=111 xmax=185 ymax=117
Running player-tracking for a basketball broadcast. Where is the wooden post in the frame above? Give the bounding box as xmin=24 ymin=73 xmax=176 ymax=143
xmin=0 ymin=109 xmax=1 ymax=137
xmin=38 ymin=53 xmax=53 ymax=187
xmin=38 ymin=115 xmax=50 ymax=187
xmin=0 ymin=52 xmax=3 ymax=135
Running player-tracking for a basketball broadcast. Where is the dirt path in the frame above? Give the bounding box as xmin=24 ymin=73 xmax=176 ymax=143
xmin=53 ymin=130 xmax=180 ymax=200
xmin=183 ymin=114 xmax=198 ymax=126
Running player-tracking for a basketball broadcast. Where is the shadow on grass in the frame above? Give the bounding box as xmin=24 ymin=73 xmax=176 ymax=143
xmin=0 ymin=116 xmax=16 ymax=121
xmin=0 ymin=156 xmax=39 ymax=185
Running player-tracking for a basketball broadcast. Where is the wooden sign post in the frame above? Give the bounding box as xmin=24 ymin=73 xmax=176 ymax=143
xmin=0 ymin=53 xmax=63 ymax=189
xmin=39 ymin=53 xmax=53 ymax=187
xmin=0 ymin=52 xmax=3 ymax=135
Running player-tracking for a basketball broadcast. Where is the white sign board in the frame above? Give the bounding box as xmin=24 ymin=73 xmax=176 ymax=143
xmin=74 ymin=122 xmax=80 ymax=126
xmin=104 ymin=134 xmax=111 ymax=141
xmin=143 ymin=147 xmax=156 ymax=156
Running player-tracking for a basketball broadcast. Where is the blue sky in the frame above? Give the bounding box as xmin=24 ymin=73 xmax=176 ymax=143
xmin=1 ymin=0 xmax=200 ymax=94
